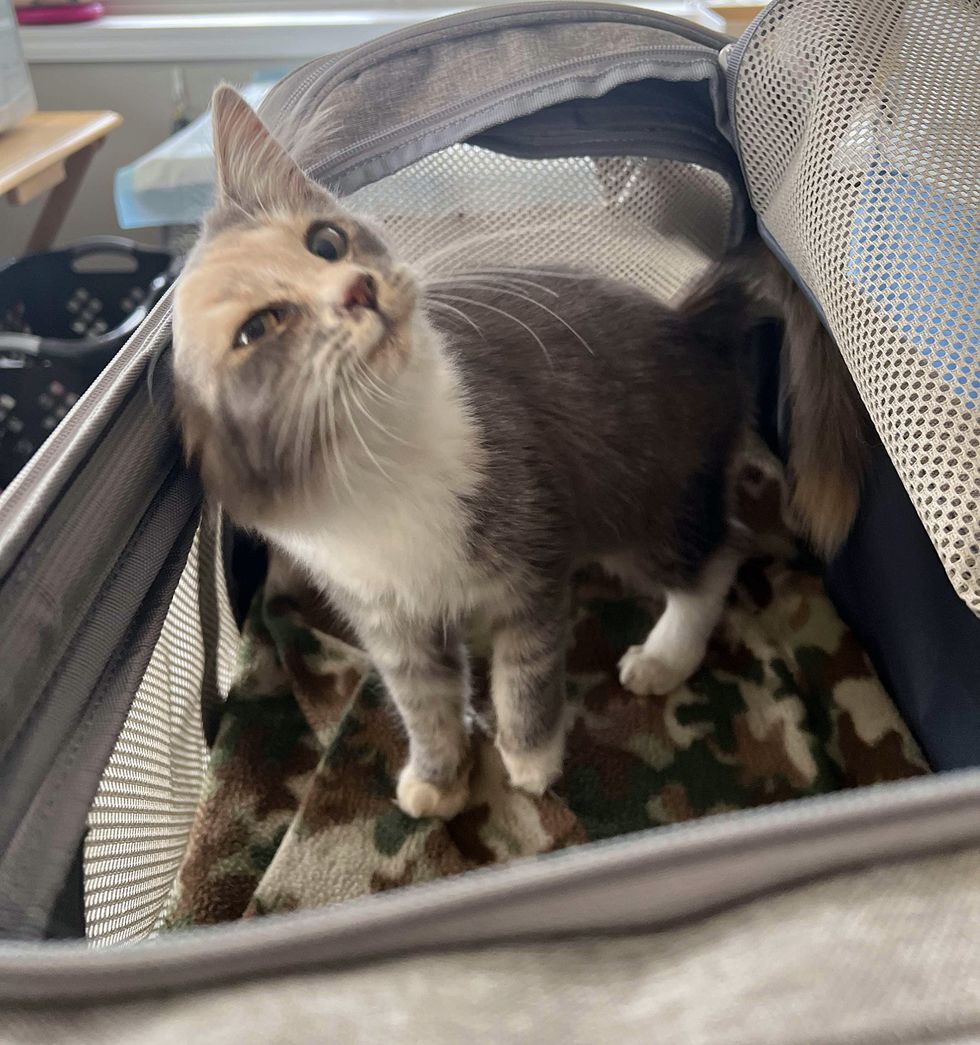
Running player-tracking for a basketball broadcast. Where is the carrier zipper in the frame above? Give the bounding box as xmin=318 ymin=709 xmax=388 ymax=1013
xmin=312 ymin=45 xmax=722 ymax=186
xmin=273 ymin=1 xmax=729 ymax=132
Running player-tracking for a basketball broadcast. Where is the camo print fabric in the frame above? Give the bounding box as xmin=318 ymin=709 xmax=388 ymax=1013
xmin=164 ymin=444 xmax=928 ymax=928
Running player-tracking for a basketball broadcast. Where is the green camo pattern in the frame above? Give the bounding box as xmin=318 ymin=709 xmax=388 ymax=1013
xmin=165 ymin=444 xmax=927 ymax=927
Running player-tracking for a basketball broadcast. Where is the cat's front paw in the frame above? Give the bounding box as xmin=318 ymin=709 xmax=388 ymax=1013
xmin=396 ymin=766 xmax=469 ymax=820
xmin=618 ymin=644 xmax=702 ymax=696
xmin=498 ymin=732 xmax=565 ymax=797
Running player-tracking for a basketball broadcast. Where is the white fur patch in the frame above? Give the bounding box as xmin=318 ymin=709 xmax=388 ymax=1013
xmin=496 ymin=706 xmax=571 ymax=796
xmin=267 ymin=321 xmax=489 ymax=621
xmin=619 ymin=546 xmax=740 ymax=697
xmin=618 ymin=643 xmax=704 ymax=697
xmin=396 ymin=766 xmax=470 ymax=820
xmin=498 ymin=739 xmax=565 ymax=796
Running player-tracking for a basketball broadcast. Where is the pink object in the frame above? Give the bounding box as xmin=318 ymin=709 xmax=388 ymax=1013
xmin=16 ymin=2 xmax=104 ymax=25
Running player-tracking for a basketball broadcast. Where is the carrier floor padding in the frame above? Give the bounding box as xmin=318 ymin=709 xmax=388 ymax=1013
xmin=165 ymin=447 xmax=927 ymax=928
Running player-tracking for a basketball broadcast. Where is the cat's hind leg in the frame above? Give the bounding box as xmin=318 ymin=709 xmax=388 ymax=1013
xmin=618 ymin=544 xmax=740 ymax=697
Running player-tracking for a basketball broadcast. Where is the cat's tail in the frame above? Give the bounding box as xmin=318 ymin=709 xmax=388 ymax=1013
xmin=679 ymin=239 xmax=869 ymax=558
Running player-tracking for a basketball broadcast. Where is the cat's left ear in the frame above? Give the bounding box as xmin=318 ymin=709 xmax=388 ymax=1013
xmin=211 ymin=84 xmax=313 ymax=212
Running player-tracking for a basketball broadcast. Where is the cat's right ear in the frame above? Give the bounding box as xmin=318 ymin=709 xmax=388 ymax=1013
xmin=211 ymin=84 xmax=312 ymax=212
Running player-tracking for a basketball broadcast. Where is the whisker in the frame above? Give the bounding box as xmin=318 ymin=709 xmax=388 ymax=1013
xmin=338 ymin=374 xmax=396 ymax=483
xmin=275 ymin=365 xmax=309 ymax=467
xmin=344 ymin=355 xmax=389 ymax=406
xmin=424 ymin=298 xmax=487 ymax=340
xmin=350 ymin=352 xmax=405 ymax=407
xmin=425 ymin=272 xmax=560 ymax=298
xmin=427 ymin=292 xmax=554 ymax=369
xmin=315 ymin=358 xmax=333 ymax=476
xmin=438 ymin=282 xmax=595 ymax=357
xmin=297 ymin=355 xmax=323 ymax=485
xmin=293 ymin=385 xmax=309 ymax=483
xmin=478 ymin=266 xmax=583 ymax=280
xmin=342 ymin=361 xmax=416 ymax=448
xmin=295 ymin=358 xmax=314 ymax=461
xmin=322 ymin=353 xmax=357 ymax=503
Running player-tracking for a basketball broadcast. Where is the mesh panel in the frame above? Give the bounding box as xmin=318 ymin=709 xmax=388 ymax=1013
xmin=83 ymin=522 xmax=238 ymax=945
xmin=350 ymin=146 xmax=732 ymax=300
xmin=734 ymin=0 xmax=980 ymax=612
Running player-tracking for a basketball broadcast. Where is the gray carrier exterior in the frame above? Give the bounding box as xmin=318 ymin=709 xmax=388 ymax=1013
xmin=0 ymin=2 xmax=978 ymax=1038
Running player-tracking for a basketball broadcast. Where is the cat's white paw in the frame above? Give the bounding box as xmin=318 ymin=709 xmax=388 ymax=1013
xmin=498 ymin=731 xmax=566 ymax=796
xmin=618 ymin=643 xmax=703 ymax=696
xmin=396 ymin=767 xmax=469 ymax=820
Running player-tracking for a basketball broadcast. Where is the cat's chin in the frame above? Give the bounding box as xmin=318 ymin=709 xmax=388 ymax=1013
xmin=359 ymin=313 xmax=416 ymax=379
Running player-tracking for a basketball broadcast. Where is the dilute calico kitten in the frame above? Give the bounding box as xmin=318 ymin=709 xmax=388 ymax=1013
xmin=173 ymin=87 xmax=866 ymax=819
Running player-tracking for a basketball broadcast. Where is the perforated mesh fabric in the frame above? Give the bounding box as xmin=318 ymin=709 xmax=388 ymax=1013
xmin=733 ymin=0 xmax=980 ymax=613
xmin=84 ymin=523 xmax=238 ymax=945
xmin=349 ymin=146 xmax=732 ymax=301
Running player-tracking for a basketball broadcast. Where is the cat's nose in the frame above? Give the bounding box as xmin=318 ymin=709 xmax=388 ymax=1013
xmin=342 ymin=272 xmax=378 ymax=311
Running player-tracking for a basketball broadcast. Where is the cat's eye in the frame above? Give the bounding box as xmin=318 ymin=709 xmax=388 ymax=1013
xmin=233 ymin=307 xmax=287 ymax=349
xmin=307 ymin=222 xmax=348 ymax=262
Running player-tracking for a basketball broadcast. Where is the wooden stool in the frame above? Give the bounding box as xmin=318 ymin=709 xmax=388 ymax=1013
xmin=1 ymin=110 xmax=122 ymax=254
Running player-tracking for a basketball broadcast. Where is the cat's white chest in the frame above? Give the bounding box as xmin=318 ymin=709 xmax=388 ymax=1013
xmin=276 ymin=494 xmax=477 ymax=618
xmin=262 ymin=330 xmax=490 ymax=621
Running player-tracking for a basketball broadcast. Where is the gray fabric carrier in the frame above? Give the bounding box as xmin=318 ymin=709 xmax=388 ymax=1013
xmin=1 ymin=2 xmax=979 ymax=1040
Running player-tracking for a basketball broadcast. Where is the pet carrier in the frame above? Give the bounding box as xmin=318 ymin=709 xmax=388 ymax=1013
xmin=1 ymin=1 xmax=979 ymax=1040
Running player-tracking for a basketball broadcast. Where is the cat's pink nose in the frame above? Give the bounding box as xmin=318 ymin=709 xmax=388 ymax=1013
xmin=343 ymin=273 xmax=378 ymax=311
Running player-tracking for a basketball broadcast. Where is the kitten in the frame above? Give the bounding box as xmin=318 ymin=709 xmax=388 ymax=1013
xmin=173 ymin=86 xmax=862 ymax=819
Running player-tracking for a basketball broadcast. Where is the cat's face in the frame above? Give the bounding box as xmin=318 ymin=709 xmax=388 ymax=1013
xmin=172 ymin=86 xmax=419 ymax=520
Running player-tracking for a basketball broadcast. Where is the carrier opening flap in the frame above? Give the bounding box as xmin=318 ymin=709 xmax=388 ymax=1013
xmin=726 ymin=0 xmax=980 ymax=769
xmin=727 ymin=0 xmax=980 ymax=618
xmin=259 ymin=2 xmax=741 ymax=202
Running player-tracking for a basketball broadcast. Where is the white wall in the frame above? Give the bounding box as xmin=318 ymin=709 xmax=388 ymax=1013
xmin=1 ymin=58 xmax=315 ymax=256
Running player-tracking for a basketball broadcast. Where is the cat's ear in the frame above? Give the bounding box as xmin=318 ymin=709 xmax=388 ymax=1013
xmin=211 ymin=84 xmax=312 ymax=211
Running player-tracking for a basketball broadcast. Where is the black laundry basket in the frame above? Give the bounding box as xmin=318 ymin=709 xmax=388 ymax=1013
xmin=0 ymin=236 xmax=175 ymax=490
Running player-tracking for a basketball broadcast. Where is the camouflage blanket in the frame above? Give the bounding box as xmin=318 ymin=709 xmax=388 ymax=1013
xmin=165 ymin=446 xmax=927 ymax=928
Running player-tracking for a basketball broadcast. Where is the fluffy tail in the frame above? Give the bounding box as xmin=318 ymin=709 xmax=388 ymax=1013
xmin=676 ymin=252 xmax=760 ymax=350
xmin=680 ymin=240 xmax=869 ymax=557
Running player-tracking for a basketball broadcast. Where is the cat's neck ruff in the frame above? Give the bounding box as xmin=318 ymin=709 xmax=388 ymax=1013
xmin=263 ymin=318 xmax=487 ymax=618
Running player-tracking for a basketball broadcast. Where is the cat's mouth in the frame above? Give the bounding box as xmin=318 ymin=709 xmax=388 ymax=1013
xmin=342 ymin=266 xmax=416 ymax=359
xmin=322 ymin=298 xmax=400 ymax=373
xmin=343 ymin=273 xmax=378 ymax=312
xmin=338 ymin=295 xmax=393 ymax=340
xmin=309 ymin=264 xmax=416 ymax=377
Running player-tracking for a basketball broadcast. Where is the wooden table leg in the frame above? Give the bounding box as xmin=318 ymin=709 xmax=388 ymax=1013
xmin=24 ymin=139 xmax=102 ymax=255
